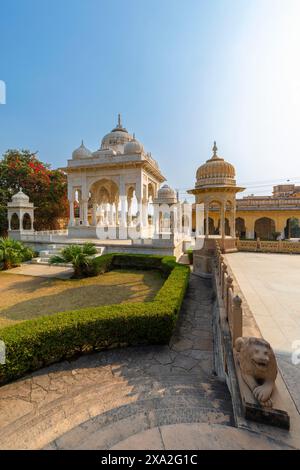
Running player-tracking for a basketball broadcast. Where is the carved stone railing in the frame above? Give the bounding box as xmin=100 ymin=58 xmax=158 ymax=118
xmin=215 ymin=242 xmax=243 ymax=347
xmin=212 ymin=240 xmax=290 ymax=429
xmin=237 ymin=196 xmax=300 ymax=209
xmin=237 ymin=239 xmax=300 ymax=254
xmin=19 ymin=230 xmax=68 ymax=242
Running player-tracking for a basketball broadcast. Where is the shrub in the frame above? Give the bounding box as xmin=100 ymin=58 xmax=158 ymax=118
xmin=0 ymin=254 xmax=190 ymax=384
xmin=49 ymin=243 xmax=98 ymax=278
xmin=0 ymin=238 xmax=34 ymax=270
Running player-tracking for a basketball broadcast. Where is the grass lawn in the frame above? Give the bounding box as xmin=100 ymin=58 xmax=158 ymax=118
xmin=0 ymin=269 xmax=164 ymax=329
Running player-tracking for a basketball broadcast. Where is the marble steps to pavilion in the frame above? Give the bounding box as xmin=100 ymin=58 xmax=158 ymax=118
xmin=30 ymin=244 xmax=104 ymax=266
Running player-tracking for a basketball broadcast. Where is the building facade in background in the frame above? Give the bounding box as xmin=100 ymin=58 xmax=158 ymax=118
xmin=192 ymin=184 xmax=300 ymax=240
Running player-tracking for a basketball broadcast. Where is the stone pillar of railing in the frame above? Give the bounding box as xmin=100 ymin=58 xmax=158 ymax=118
xmin=225 ymin=275 xmax=234 ymax=318
xmin=256 ymin=237 xmax=261 ymax=251
xmin=215 ymin=243 xmax=221 ymax=269
xmin=221 ymin=263 xmax=228 ymax=299
xmin=219 ymin=255 xmax=224 ymax=283
xmin=231 ymin=294 xmax=243 ymax=345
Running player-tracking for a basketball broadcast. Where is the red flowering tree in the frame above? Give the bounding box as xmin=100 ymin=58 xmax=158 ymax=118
xmin=0 ymin=149 xmax=68 ymax=235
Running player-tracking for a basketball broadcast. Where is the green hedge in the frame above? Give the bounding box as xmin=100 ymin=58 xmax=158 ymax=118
xmin=0 ymin=254 xmax=190 ymax=384
xmin=82 ymin=253 xmax=177 ymax=277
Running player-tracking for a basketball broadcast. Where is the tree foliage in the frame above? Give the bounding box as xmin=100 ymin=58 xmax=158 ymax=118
xmin=0 ymin=149 xmax=68 ymax=235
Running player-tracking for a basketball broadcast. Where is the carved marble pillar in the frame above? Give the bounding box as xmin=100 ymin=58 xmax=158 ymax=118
xmin=153 ymin=204 xmax=159 ymax=235
xmin=196 ymin=202 xmax=204 ymax=236
xmin=172 ymin=207 xmax=177 ymax=234
xmin=109 ymin=203 xmax=114 ymax=226
xmin=79 ymin=201 xmax=83 ymax=223
xmin=82 ymin=200 xmax=89 ymax=226
xmin=92 ymin=203 xmax=97 ymax=226
xmin=69 ymin=200 xmax=75 ymax=227
xmin=205 ymin=204 xmax=209 ymax=237
xmin=120 ymin=200 xmax=126 ymax=227
xmin=141 ymin=198 xmax=147 ymax=228
xmin=127 ymin=198 xmax=132 ymax=226
xmin=114 ymin=201 xmax=119 ymax=225
xmin=141 ymin=177 xmax=148 ymax=228
xmin=135 ymin=175 xmax=142 ymax=230
xmin=231 ymin=206 xmax=236 ymax=237
xmin=119 ymin=181 xmax=126 ymax=228
xmin=99 ymin=205 xmax=104 ymax=225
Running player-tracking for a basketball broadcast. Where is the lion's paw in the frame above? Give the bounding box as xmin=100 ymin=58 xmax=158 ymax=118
xmin=259 ymin=398 xmax=273 ymax=408
xmin=253 ymin=385 xmax=272 ymax=404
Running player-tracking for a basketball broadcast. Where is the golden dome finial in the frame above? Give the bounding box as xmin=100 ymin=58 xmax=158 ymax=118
xmin=212 ymin=141 xmax=218 ymax=158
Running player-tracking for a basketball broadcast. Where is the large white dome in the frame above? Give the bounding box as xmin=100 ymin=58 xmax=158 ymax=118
xmin=101 ymin=114 xmax=132 ymax=151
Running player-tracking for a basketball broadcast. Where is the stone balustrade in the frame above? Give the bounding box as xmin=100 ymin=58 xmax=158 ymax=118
xmin=19 ymin=229 xmax=68 ymax=242
xmin=214 ymin=241 xmax=243 ymax=345
xmin=237 ymin=239 xmax=300 ymax=253
xmin=237 ymin=197 xmax=300 ymax=209
xmin=212 ymin=240 xmax=290 ymax=429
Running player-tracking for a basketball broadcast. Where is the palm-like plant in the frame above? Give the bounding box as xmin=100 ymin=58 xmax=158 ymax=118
xmin=0 ymin=238 xmax=34 ymax=270
xmin=50 ymin=243 xmax=97 ymax=278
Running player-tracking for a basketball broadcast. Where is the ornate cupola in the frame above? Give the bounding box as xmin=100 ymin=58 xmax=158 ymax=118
xmin=124 ymin=133 xmax=144 ymax=155
xmin=188 ymin=141 xmax=245 ymax=258
xmin=196 ymin=142 xmax=236 ymax=188
xmin=72 ymin=141 xmax=92 ymax=160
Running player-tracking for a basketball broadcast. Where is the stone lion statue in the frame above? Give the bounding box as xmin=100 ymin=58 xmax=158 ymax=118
xmin=235 ymin=337 xmax=277 ymax=408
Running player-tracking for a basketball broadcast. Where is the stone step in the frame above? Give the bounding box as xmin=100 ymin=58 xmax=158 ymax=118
xmin=31 ymin=244 xmax=104 ymax=266
xmin=30 ymin=257 xmax=72 ymax=267
xmin=52 ymin=403 xmax=233 ymax=450
xmin=0 ymin=374 xmax=232 ymax=450
xmin=39 ymin=250 xmax=62 ymax=256
xmin=43 ymin=244 xmax=104 ymax=253
xmin=6 ymin=374 xmax=230 ymax=420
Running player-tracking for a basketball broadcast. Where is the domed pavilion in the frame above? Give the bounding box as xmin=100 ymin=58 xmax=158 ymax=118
xmin=188 ymin=142 xmax=244 ymax=253
xmin=64 ymin=114 xmax=166 ymax=239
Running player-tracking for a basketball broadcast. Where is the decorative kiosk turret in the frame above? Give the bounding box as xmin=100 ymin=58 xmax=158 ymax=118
xmin=188 ymin=142 xmax=244 ymax=276
xmin=7 ymin=189 xmax=35 ymax=240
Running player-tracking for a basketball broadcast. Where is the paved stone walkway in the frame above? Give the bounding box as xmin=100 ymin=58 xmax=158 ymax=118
xmin=111 ymin=423 xmax=292 ymax=450
xmin=6 ymin=263 xmax=73 ymax=279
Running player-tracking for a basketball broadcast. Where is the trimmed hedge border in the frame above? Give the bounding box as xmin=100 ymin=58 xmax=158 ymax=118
xmin=0 ymin=254 xmax=190 ymax=384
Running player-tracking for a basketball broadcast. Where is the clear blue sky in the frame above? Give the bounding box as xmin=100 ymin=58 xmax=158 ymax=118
xmin=1 ymin=0 xmax=300 ymax=198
